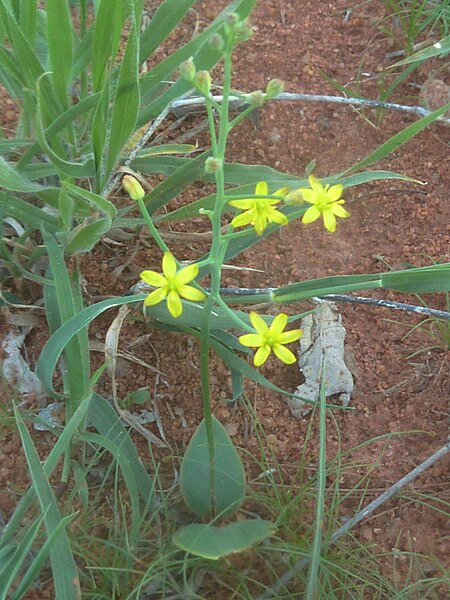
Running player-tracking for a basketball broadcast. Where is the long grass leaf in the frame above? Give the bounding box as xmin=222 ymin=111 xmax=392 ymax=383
xmin=91 ymin=0 xmax=123 ymax=91
xmin=46 ymin=0 xmax=73 ymax=107
xmin=340 ymin=101 xmax=450 ymax=175
xmin=14 ymin=407 xmax=81 ymax=600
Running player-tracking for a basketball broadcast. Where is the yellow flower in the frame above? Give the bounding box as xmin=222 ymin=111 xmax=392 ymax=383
xmin=300 ymin=175 xmax=349 ymax=233
xmin=239 ymin=311 xmax=303 ymax=367
xmin=140 ymin=252 xmax=206 ymax=318
xmin=229 ymin=181 xmax=289 ymax=236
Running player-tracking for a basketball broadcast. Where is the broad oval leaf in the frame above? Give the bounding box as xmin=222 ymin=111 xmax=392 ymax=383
xmin=180 ymin=416 xmax=245 ymax=518
xmin=172 ymin=519 xmax=275 ymax=560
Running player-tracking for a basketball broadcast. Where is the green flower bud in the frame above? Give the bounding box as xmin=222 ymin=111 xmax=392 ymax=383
xmin=209 ymin=32 xmax=225 ymax=52
xmin=266 ymin=78 xmax=284 ymax=99
xmin=122 ymin=175 xmax=145 ymax=200
xmin=195 ymin=70 xmax=212 ymax=95
xmin=283 ymin=190 xmax=304 ymax=206
xmin=234 ymin=19 xmax=253 ymax=42
xmin=247 ymin=90 xmax=265 ymax=107
xmin=225 ymin=12 xmax=239 ymax=26
xmin=179 ymin=58 xmax=196 ymax=82
xmin=204 ymin=157 xmax=222 ymax=174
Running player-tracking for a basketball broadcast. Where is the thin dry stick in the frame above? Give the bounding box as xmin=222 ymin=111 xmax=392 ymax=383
xmin=258 ymin=440 xmax=450 ymax=599
xmin=171 ymin=92 xmax=450 ymax=125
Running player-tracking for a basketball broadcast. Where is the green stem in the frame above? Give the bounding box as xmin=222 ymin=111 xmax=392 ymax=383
xmin=199 ymin=42 xmax=234 ymax=517
xmin=136 ymin=197 xmax=169 ymax=253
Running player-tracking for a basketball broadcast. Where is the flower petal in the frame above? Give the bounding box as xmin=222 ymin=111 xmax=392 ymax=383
xmin=273 ymin=186 xmax=289 ymax=198
xmin=308 ymin=175 xmax=323 ymax=194
xmin=239 ymin=333 xmax=264 ymax=347
xmin=176 ymin=262 xmax=199 ymax=284
xmin=326 ymin=184 xmax=344 ymax=202
xmin=231 ymin=210 xmax=255 ymax=230
xmin=255 ymin=181 xmax=268 ymax=196
xmin=302 ymin=205 xmax=321 ymax=224
xmin=266 ymin=206 xmax=289 ymax=225
xmin=249 ymin=311 xmax=269 ymax=335
xmin=140 ymin=270 xmax=167 ymax=287
xmin=167 ymin=290 xmax=182 ymax=317
xmin=330 ymin=203 xmax=350 ymax=218
xmin=272 ymin=344 xmax=297 ymax=364
xmin=299 ymin=189 xmax=318 ymax=204
xmin=279 ymin=328 xmax=303 ymax=344
xmin=253 ymin=212 xmax=268 ymax=235
xmin=162 ymin=252 xmax=177 ymax=279
xmin=254 ymin=345 xmax=271 ymax=366
xmin=229 ymin=199 xmax=254 ymax=209
xmin=178 ymin=284 xmax=206 ymax=302
xmin=143 ymin=287 xmax=167 ymax=306
xmin=322 ymin=209 xmax=337 ymax=232
xmin=269 ymin=313 xmax=288 ymax=335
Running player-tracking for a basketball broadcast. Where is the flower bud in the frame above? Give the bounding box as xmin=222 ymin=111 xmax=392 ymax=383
xmin=204 ymin=157 xmax=222 ymax=174
xmin=195 ymin=70 xmax=212 ymax=95
xmin=266 ymin=78 xmax=284 ymax=99
xmin=234 ymin=19 xmax=253 ymax=42
xmin=209 ymin=32 xmax=225 ymax=52
xmin=179 ymin=58 xmax=196 ymax=82
xmin=122 ymin=175 xmax=145 ymax=200
xmin=247 ymin=90 xmax=265 ymax=107
xmin=283 ymin=190 xmax=304 ymax=206
xmin=225 ymin=12 xmax=239 ymax=26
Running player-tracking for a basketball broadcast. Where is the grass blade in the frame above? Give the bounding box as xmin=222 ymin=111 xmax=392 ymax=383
xmin=46 ymin=0 xmax=73 ymax=107
xmin=14 ymin=406 xmax=81 ymax=600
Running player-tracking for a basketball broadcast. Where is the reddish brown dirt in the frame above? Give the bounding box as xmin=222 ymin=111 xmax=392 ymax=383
xmin=1 ymin=0 xmax=449 ymax=597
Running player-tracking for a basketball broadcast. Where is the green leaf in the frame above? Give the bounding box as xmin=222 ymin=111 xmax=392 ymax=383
xmin=172 ymin=519 xmax=275 ymax=560
xmin=14 ymin=406 xmax=81 ymax=600
xmin=91 ymin=0 xmax=123 ymax=91
xmin=139 ymin=0 xmax=196 ymax=63
xmin=340 ymin=101 xmax=450 ymax=176
xmin=180 ymin=416 xmax=246 ymax=518
xmin=104 ymin=6 xmax=140 ymax=180
xmin=391 ymin=35 xmax=450 ymax=66
xmin=63 ymin=182 xmax=117 ymax=219
xmin=46 ymin=0 xmax=73 ymax=107
xmin=0 ymin=156 xmax=49 ymax=193
xmin=2 ymin=192 xmax=58 ymax=231
xmin=138 ymin=0 xmax=257 ymax=123
xmin=65 ymin=217 xmax=111 ymax=255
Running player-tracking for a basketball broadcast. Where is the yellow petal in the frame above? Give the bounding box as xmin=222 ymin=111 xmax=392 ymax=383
xmin=326 ymin=184 xmax=344 ymax=202
xmin=249 ymin=311 xmax=269 ymax=335
xmin=302 ymin=205 xmax=321 ymax=224
xmin=272 ymin=344 xmax=297 ymax=364
xmin=167 ymin=290 xmax=182 ymax=317
xmin=266 ymin=207 xmax=289 ymax=226
xmin=269 ymin=313 xmax=288 ymax=335
xmin=279 ymin=328 xmax=303 ymax=344
xmin=254 ymin=345 xmax=271 ymax=366
xmin=229 ymin=199 xmax=254 ymax=209
xmin=178 ymin=284 xmax=206 ymax=302
xmin=255 ymin=181 xmax=268 ymax=196
xmin=322 ymin=209 xmax=337 ymax=232
xmin=330 ymin=203 xmax=350 ymax=218
xmin=140 ymin=270 xmax=166 ymax=287
xmin=300 ymin=188 xmax=318 ymax=204
xmin=176 ymin=262 xmax=199 ymax=284
xmin=274 ymin=186 xmax=289 ymax=198
xmin=143 ymin=287 xmax=167 ymax=306
xmin=162 ymin=252 xmax=177 ymax=279
xmin=253 ymin=212 xmax=268 ymax=235
xmin=239 ymin=333 xmax=264 ymax=347
xmin=231 ymin=210 xmax=255 ymax=229
xmin=308 ymin=175 xmax=323 ymax=194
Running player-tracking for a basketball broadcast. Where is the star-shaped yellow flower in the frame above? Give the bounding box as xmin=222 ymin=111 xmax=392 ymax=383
xmin=239 ymin=311 xmax=303 ymax=367
xmin=140 ymin=252 xmax=206 ymax=318
xmin=229 ymin=181 xmax=289 ymax=236
xmin=300 ymin=175 xmax=349 ymax=233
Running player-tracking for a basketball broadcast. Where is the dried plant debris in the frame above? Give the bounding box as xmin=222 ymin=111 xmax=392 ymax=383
xmin=288 ymin=302 xmax=354 ymax=418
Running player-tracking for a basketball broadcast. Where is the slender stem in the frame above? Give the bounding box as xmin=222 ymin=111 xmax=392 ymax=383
xmin=136 ymin=197 xmax=169 ymax=253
